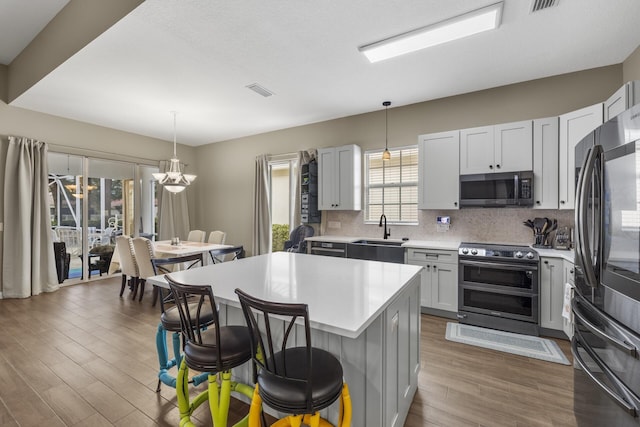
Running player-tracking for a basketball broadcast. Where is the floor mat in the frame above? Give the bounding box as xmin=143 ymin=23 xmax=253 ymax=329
xmin=445 ymin=322 xmax=570 ymax=365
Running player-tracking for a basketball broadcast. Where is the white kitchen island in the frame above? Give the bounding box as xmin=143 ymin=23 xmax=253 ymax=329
xmin=147 ymin=251 xmax=422 ymax=427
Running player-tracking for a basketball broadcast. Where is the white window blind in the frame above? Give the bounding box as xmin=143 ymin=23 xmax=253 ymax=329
xmin=365 ymin=146 xmax=418 ymax=224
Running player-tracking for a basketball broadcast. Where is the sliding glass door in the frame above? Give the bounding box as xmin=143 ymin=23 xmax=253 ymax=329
xmin=48 ymin=153 xmax=158 ymax=284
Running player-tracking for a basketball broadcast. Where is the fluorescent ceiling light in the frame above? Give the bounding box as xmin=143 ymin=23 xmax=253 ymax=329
xmin=359 ymin=2 xmax=503 ymax=63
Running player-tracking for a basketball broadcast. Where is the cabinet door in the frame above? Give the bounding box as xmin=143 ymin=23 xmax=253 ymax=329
xmin=562 ymin=260 xmax=575 ymax=339
xmin=558 ymin=103 xmax=603 ymax=210
xmin=460 ymin=126 xmax=494 ymax=174
xmin=317 ymin=148 xmax=336 ymax=210
xmin=533 ymin=117 xmax=559 ymax=209
xmin=494 ymin=120 xmax=533 ymax=173
xmin=540 ymin=257 xmax=564 ymax=331
xmin=420 ymin=264 xmax=432 ymax=307
xmin=604 ymin=84 xmax=629 ymax=122
xmin=418 ymin=131 xmax=460 ymax=209
xmin=335 ymin=145 xmax=361 ymax=210
xmin=431 ymin=262 xmax=458 ymax=312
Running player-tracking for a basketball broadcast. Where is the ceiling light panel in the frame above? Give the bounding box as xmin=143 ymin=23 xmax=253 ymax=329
xmin=359 ymin=2 xmax=503 ymax=63
xmin=246 ymin=83 xmax=274 ymax=97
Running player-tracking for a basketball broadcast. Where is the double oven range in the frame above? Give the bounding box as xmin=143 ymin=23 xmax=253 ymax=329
xmin=457 ymin=242 xmax=540 ymax=336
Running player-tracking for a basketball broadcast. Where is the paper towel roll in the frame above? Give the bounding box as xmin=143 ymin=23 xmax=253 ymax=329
xmin=562 ymin=282 xmax=574 ymax=322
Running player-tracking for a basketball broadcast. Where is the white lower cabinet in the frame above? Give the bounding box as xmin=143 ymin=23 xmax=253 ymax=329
xmin=540 ymin=257 xmax=565 ymax=331
xmin=406 ymin=248 xmax=458 ymax=313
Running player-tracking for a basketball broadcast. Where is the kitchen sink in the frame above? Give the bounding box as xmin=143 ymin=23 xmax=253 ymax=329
xmin=346 ymin=239 xmax=405 ymax=263
xmin=350 ymin=239 xmax=404 ymax=247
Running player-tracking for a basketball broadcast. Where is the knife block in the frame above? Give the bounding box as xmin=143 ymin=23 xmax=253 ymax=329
xmin=532 ymin=232 xmax=552 ymax=248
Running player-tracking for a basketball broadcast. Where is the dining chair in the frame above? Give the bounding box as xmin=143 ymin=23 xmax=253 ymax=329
xmin=150 ymin=253 xmax=206 ymax=393
xmin=131 ymin=237 xmax=157 ymax=302
xmin=115 ymin=235 xmax=138 ymax=298
xmin=187 ymin=229 xmax=206 ymax=242
xmin=235 ymin=288 xmax=352 ymax=427
xmin=208 ymin=230 xmax=226 ymax=245
xmin=167 ymin=276 xmax=254 ymax=427
xmin=209 ymin=245 xmax=244 ymax=264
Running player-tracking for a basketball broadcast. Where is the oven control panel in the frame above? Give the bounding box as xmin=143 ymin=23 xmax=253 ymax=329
xmin=459 ymin=244 xmax=538 ymax=261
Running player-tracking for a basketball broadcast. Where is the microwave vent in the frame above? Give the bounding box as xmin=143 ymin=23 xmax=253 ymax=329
xmin=530 ymin=0 xmax=559 ymax=13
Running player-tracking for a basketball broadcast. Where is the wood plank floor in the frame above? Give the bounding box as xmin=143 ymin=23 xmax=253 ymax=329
xmin=0 ymin=276 xmax=577 ymax=426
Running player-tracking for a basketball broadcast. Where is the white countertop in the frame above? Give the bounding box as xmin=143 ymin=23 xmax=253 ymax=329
xmin=532 ymin=247 xmax=575 ymax=262
xmin=147 ymin=252 xmax=422 ymax=339
xmin=306 ymin=235 xmax=461 ymax=251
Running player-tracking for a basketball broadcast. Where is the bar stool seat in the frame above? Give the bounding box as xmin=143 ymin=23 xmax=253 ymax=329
xmin=260 ymin=347 xmax=344 ymax=413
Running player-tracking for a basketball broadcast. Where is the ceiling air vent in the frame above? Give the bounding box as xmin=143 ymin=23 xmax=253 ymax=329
xmin=246 ymin=83 xmax=274 ymax=97
xmin=530 ymin=0 xmax=559 ymax=13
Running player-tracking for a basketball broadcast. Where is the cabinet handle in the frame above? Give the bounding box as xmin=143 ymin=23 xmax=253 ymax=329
xmin=496 ymin=164 xmax=500 ymax=169
xmin=560 ymin=200 xmax=565 ymax=204
xmin=433 ymin=266 xmax=437 ymax=270
xmin=489 ymin=165 xmax=494 ymax=169
xmin=544 ymin=260 xmax=548 ymax=264
xmin=454 ymin=201 xmax=458 ymax=207
xmin=536 ymin=201 xmax=541 ymax=205
xmin=426 ymin=265 xmax=430 ymax=271
xmin=570 ymin=269 xmax=574 ymax=274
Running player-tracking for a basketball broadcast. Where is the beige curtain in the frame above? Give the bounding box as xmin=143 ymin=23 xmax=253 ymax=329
xmin=292 ymin=149 xmax=316 ymax=228
xmin=157 ymin=160 xmax=191 ymax=241
xmin=252 ymin=154 xmax=271 ymax=255
xmin=2 ymin=136 xmax=58 ymax=298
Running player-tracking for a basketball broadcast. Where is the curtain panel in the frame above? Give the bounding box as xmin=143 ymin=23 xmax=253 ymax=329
xmin=252 ymin=154 xmax=271 ymax=255
xmin=2 ymin=136 xmax=58 ymax=298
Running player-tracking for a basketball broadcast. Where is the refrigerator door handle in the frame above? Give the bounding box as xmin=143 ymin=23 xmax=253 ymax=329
xmin=572 ymin=330 xmax=639 ymax=417
xmin=575 ymin=144 xmax=603 ymax=288
xmin=572 ymin=296 xmax=638 ymax=357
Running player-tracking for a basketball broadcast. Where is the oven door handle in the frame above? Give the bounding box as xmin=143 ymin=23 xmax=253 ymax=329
xmin=572 ymin=295 xmax=638 ymax=357
xmin=571 ymin=329 xmax=638 ymax=416
xmin=460 ymin=260 xmax=537 ymax=272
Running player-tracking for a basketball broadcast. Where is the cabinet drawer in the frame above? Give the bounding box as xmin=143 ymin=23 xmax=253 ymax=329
xmin=406 ymin=248 xmax=457 ymax=264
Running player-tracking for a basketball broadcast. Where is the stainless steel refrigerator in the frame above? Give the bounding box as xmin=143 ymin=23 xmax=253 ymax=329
xmin=573 ymin=104 xmax=640 ymax=426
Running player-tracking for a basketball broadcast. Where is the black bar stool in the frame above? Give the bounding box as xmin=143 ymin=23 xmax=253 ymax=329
xmin=235 ymin=288 xmax=352 ymax=427
xmin=168 ymin=276 xmax=254 ymax=427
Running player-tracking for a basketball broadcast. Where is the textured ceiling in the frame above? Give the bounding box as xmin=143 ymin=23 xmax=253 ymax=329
xmin=4 ymin=0 xmax=640 ymax=146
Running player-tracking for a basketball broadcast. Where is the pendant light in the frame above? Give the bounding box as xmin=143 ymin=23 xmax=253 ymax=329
xmin=153 ymin=111 xmax=196 ymax=193
xmin=382 ymin=101 xmax=391 ymax=161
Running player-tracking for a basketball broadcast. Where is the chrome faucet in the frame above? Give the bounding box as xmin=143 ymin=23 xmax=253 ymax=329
xmin=379 ymin=214 xmax=390 ymax=239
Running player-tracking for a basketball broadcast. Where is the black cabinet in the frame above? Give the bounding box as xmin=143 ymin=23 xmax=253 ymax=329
xmin=301 ymin=160 xmax=321 ymax=223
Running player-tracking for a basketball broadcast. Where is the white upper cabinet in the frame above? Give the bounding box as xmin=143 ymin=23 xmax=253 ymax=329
xmin=558 ymin=103 xmax=603 ymax=210
xmin=533 ymin=117 xmax=559 ymax=210
xmin=460 ymin=120 xmax=532 ymax=175
xmin=318 ymin=144 xmax=361 ymax=210
xmin=604 ymin=81 xmax=640 ymax=121
xmin=418 ymin=131 xmax=460 ymax=210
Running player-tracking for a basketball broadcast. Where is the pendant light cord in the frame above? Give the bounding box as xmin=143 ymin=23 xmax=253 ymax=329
xmin=172 ymin=111 xmax=177 ymax=158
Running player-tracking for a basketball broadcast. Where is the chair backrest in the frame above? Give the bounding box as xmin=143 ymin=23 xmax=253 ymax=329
xmin=209 ymin=245 xmax=244 ymax=264
xmin=115 ymin=235 xmax=138 ymax=277
xmin=55 ymin=226 xmax=83 ymax=256
xmin=131 ymin=237 xmax=156 ymax=279
xmin=187 ymin=230 xmax=206 ymax=243
xmin=208 ymin=230 xmax=227 ymax=245
xmin=166 ymin=275 xmax=224 ymax=370
xmin=235 ymin=288 xmax=313 ymax=411
xmin=286 ymin=225 xmax=314 ymax=252
xmin=152 ymin=253 xmax=204 ymax=311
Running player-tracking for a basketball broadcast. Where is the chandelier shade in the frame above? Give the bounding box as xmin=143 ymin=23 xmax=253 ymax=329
xmin=154 ymin=112 xmax=196 ymax=193
xmin=382 ymin=101 xmax=391 ymax=161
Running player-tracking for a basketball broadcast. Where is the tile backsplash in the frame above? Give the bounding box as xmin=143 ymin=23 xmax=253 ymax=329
xmin=322 ymin=208 xmax=575 ymax=246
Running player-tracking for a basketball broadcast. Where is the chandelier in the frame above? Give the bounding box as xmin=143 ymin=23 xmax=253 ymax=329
xmin=65 ymin=177 xmax=96 ymax=198
xmin=153 ymin=111 xmax=196 ymax=193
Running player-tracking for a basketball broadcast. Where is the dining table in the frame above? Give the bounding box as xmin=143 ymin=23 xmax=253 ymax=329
xmin=108 ymin=239 xmax=232 ymax=274
xmin=146 ymin=251 xmax=423 ymax=427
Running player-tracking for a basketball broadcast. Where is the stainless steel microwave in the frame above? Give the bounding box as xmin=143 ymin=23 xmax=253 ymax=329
xmin=459 ymin=171 xmax=534 ymax=207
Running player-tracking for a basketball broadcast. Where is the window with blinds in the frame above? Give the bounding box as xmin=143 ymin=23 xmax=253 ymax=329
xmin=365 ymin=146 xmax=419 ymax=224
